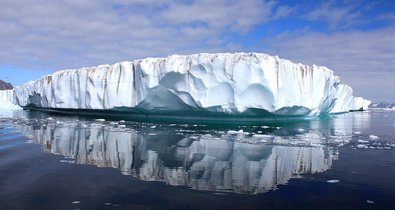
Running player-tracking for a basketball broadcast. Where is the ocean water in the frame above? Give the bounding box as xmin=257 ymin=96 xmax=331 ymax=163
xmin=0 ymin=109 xmax=394 ymax=210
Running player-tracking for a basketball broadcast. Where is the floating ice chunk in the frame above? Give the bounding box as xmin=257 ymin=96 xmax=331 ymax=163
xmin=366 ymin=200 xmax=375 ymax=204
xmin=356 ymin=144 xmax=369 ymax=149
xmin=227 ymin=130 xmax=239 ymax=135
xmin=252 ymin=134 xmax=272 ymax=138
xmin=95 ymin=119 xmax=106 ymax=122
xmin=326 ymin=180 xmax=340 ymax=183
xmin=46 ymin=117 xmax=54 ymax=121
xmin=110 ymin=122 xmax=118 ymax=125
xmin=72 ymin=201 xmax=81 ymax=204
xmin=150 ymin=125 xmax=157 ymax=128
xmin=297 ymin=128 xmax=305 ymax=132
xmin=353 ymin=131 xmax=361 ymax=135
xmin=369 ymin=135 xmax=379 ymax=140
xmin=119 ymin=125 xmax=126 ymax=128
xmin=357 ymin=139 xmax=369 ymax=143
xmin=261 ymin=126 xmax=270 ymax=129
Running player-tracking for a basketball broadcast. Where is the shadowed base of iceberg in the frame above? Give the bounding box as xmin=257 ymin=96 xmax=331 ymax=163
xmin=22 ymin=105 xmax=329 ymax=125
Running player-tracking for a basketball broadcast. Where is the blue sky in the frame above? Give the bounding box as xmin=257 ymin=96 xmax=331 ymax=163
xmin=0 ymin=0 xmax=394 ymax=102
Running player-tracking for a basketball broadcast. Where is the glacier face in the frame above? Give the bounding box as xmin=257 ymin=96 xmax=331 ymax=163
xmin=0 ymin=90 xmax=21 ymax=110
xmin=12 ymin=52 xmax=370 ymax=116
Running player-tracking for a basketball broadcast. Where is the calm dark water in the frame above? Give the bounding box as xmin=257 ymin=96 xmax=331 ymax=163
xmin=0 ymin=109 xmax=394 ymax=210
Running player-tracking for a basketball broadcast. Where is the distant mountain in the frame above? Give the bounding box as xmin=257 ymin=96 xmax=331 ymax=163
xmin=369 ymin=102 xmax=395 ymax=109
xmin=0 ymin=80 xmax=13 ymax=90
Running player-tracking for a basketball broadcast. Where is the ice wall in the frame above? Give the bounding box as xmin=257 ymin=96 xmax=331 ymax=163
xmin=13 ymin=53 xmax=370 ymax=116
xmin=0 ymin=90 xmax=21 ymax=110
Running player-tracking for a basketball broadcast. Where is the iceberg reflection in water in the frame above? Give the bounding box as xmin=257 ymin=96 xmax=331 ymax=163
xmin=11 ymin=111 xmax=372 ymax=194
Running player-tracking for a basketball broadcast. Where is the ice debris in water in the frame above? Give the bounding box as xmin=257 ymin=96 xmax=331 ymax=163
xmin=356 ymin=144 xmax=369 ymax=149
xmin=95 ymin=119 xmax=105 ymax=122
xmin=72 ymin=201 xmax=81 ymax=204
xmin=326 ymin=180 xmax=340 ymax=183
xmin=366 ymin=200 xmax=375 ymax=204
xmin=353 ymin=131 xmax=361 ymax=135
xmin=357 ymin=139 xmax=369 ymax=143
xmin=369 ymin=135 xmax=379 ymax=140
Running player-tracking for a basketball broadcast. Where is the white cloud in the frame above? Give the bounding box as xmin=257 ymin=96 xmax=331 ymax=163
xmin=0 ymin=0 xmax=276 ymax=71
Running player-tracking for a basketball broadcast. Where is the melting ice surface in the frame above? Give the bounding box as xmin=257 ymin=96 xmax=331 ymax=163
xmin=1 ymin=109 xmax=394 ymax=195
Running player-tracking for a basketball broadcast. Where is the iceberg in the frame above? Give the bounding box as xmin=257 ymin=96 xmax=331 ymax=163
xmin=0 ymin=90 xmax=21 ymax=110
xmin=6 ymin=52 xmax=370 ymax=117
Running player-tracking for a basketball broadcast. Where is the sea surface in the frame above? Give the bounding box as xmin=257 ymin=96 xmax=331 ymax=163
xmin=0 ymin=109 xmax=394 ymax=210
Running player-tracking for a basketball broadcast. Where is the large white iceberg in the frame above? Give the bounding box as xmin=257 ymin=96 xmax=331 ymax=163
xmin=6 ymin=53 xmax=370 ymax=116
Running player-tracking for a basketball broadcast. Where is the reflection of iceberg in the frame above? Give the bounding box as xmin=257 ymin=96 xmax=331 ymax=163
xmin=14 ymin=116 xmax=356 ymax=194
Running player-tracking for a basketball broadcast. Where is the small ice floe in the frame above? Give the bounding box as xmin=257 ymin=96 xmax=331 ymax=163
xmin=213 ymin=192 xmax=228 ymax=196
xmin=72 ymin=201 xmax=81 ymax=204
xmin=297 ymin=128 xmax=305 ymax=132
xmin=366 ymin=200 xmax=375 ymax=204
xmin=369 ymin=135 xmax=379 ymax=140
xmin=357 ymin=139 xmax=369 ymax=143
xmin=150 ymin=125 xmax=156 ymax=129
xmin=356 ymin=144 xmax=369 ymax=149
xmin=46 ymin=117 xmax=54 ymax=121
xmin=119 ymin=125 xmax=126 ymax=128
xmin=261 ymin=126 xmax=270 ymax=129
xmin=326 ymin=180 xmax=340 ymax=183
xmin=95 ymin=119 xmax=106 ymax=122
xmin=110 ymin=122 xmax=118 ymax=125
xmin=252 ymin=134 xmax=271 ymax=138
xmin=105 ymin=203 xmax=112 ymax=206
xmin=56 ymin=121 xmax=63 ymax=124
xmin=119 ymin=120 xmax=125 ymax=123
xmin=227 ymin=130 xmax=239 ymax=135
xmin=354 ymin=131 xmax=361 ymax=135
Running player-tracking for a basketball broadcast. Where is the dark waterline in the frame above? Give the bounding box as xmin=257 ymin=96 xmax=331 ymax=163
xmin=0 ymin=109 xmax=394 ymax=210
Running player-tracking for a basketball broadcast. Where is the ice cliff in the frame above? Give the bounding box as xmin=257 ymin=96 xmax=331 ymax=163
xmin=5 ymin=53 xmax=370 ymax=116
xmin=0 ymin=90 xmax=21 ymax=110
